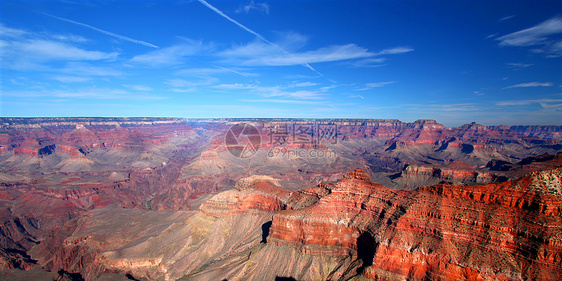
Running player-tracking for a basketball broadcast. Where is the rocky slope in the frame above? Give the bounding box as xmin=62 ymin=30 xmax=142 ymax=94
xmin=389 ymin=152 xmax=562 ymax=190
xmin=0 ymin=118 xmax=561 ymax=280
xmin=15 ymin=166 xmax=559 ymax=281
xmin=269 ymin=168 xmax=561 ymax=280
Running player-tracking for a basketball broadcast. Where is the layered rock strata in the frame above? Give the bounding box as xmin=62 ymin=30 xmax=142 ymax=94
xmin=267 ymin=168 xmax=562 ymax=280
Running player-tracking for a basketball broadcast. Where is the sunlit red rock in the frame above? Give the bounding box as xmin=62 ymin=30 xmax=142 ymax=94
xmin=0 ymin=118 xmax=560 ymax=280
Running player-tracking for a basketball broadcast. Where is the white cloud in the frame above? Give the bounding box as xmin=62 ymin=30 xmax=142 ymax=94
xmin=213 ymin=83 xmax=253 ymax=90
xmin=374 ymin=46 xmax=414 ymax=55
xmin=165 ymin=78 xmax=217 ymax=92
xmin=498 ymin=15 xmax=516 ymax=22
xmin=213 ymin=83 xmax=324 ymax=100
xmin=357 ymin=81 xmax=397 ymax=90
xmin=498 ymin=17 xmax=562 ymax=46
xmin=497 ymin=17 xmax=562 ymax=57
xmin=366 ymin=81 xmax=397 ymax=88
xmin=281 ymin=90 xmax=323 ymax=99
xmin=0 ymin=25 xmax=119 ymax=73
xmin=220 ymin=40 xmax=282 ymax=58
xmin=171 ymin=88 xmax=195 ymax=93
xmin=320 ymin=85 xmax=337 ymax=91
xmin=350 ymin=58 xmax=386 ymax=68
xmin=223 ymin=43 xmax=374 ymax=66
xmin=273 ymin=31 xmax=308 ymax=51
xmin=5 ymin=39 xmax=117 ymax=61
xmin=497 ymin=98 xmax=562 ymax=108
xmin=198 ymin=0 xmax=321 ymax=75
xmin=54 ymin=76 xmax=92 ymax=83
xmin=235 ymin=1 xmax=270 ymax=14
xmin=0 ymin=25 xmax=27 ymax=38
xmin=44 ymin=13 xmax=158 ymax=48
xmin=61 ymin=62 xmax=122 ymax=77
xmin=406 ymin=103 xmax=480 ymax=112
xmin=241 ymin=99 xmax=326 ymax=105
xmin=198 ymin=1 xmax=414 ymax=71
xmin=129 ymin=39 xmax=207 ymax=66
xmin=175 ymin=66 xmax=257 ymax=77
xmin=165 ymin=78 xmax=217 ymax=88
xmin=1 ymin=25 xmax=88 ymax=44
xmin=123 ymin=84 xmax=154 ymax=91
xmin=220 ymin=37 xmax=412 ymax=68
xmin=289 ymin=82 xmax=318 ymax=88
xmin=9 ymin=79 xmax=24 ymax=86
xmin=50 ymin=34 xmax=89 ymax=43
xmin=506 ymin=62 xmax=533 ymax=68
xmin=2 ymin=88 xmax=166 ymax=100
xmin=503 ymin=82 xmax=553 ymax=89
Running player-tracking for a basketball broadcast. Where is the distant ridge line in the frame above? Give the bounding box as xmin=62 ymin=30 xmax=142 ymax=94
xmin=0 ymin=117 xmax=560 ymax=129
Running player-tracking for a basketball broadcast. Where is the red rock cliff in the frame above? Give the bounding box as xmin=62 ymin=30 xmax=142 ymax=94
xmin=267 ymin=168 xmax=562 ymax=280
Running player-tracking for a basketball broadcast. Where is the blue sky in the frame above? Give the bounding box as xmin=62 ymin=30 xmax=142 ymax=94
xmin=1 ymin=0 xmax=561 ymax=126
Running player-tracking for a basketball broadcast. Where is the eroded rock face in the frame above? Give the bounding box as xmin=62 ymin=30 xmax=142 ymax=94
xmin=0 ymin=118 xmax=561 ymax=280
xmin=266 ymin=168 xmax=562 ymax=280
xmin=7 ymin=168 xmax=559 ymax=281
xmin=199 ymin=175 xmax=291 ymax=216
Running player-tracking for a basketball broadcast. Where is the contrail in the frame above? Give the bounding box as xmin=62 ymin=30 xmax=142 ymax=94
xmin=44 ymin=13 xmax=159 ymax=48
xmin=198 ymin=0 xmax=322 ymax=76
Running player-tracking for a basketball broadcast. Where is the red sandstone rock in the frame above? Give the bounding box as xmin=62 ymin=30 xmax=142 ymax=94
xmin=199 ymin=175 xmax=294 ymax=216
xmin=266 ymin=168 xmax=562 ymax=280
xmin=0 ymin=118 xmax=560 ymax=280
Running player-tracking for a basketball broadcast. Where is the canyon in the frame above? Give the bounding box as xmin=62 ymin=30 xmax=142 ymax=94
xmin=0 ymin=117 xmax=560 ymax=280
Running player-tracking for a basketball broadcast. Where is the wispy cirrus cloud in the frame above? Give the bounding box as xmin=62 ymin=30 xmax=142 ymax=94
xmin=357 ymin=81 xmax=397 ymax=90
xmin=0 ymin=25 xmax=118 ymax=73
xmin=214 ymin=83 xmax=324 ymax=100
xmin=53 ymin=76 xmax=92 ymax=83
xmin=241 ymin=99 xmax=327 ymax=105
xmin=503 ymin=82 xmax=553 ymax=89
xmin=497 ymin=17 xmax=562 ymax=57
xmin=345 ymin=46 xmax=414 ymax=68
xmin=366 ymin=81 xmax=397 ymax=88
xmin=198 ymin=0 xmax=322 ymax=76
xmin=0 ymin=25 xmax=28 ymax=38
xmin=61 ymin=62 xmax=122 ymax=77
xmin=48 ymin=62 xmax=122 ymax=82
xmin=235 ymin=1 xmax=269 ymax=14
xmin=497 ymin=98 xmax=562 ymax=108
xmin=44 ymin=13 xmax=159 ymax=48
xmin=506 ymin=62 xmax=533 ymax=69
xmin=221 ymin=39 xmax=413 ymax=68
xmin=165 ymin=78 xmax=218 ymax=92
xmin=50 ymin=34 xmax=89 ymax=43
xmin=1 ymin=24 xmax=87 ymax=44
xmin=123 ymin=84 xmax=154 ymax=91
xmin=374 ymin=46 xmax=414 ymax=55
xmin=498 ymin=15 xmax=516 ymax=22
xmin=288 ymin=82 xmax=318 ymax=88
xmin=349 ymin=58 xmax=386 ymax=68
xmin=214 ymin=66 xmax=258 ymax=77
xmin=175 ymin=66 xmax=257 ymax=77
xmin=243 ymin=44 xmax=374 ymax=66
xmin=166 ymin=78 xmax=218 ymax=88
xmin=272 ymin=31 xmax=308 ymax=51
xmin=403 ymin=103 xmax=481 ymax=113
xmin=2 ymin=88 xmax=166 ymax=100
xmin=425 ymin=103 xmax=480 ymax=112
xmin=3 ymin=39 xmax=117 ymax=62
xmin=129 ymin=39 xmax=208 ymax=66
